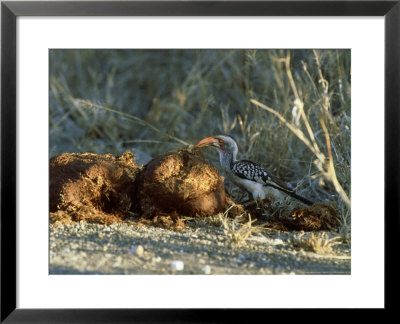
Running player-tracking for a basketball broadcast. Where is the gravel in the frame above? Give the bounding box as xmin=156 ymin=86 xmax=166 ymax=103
xmin=49 ymin=221 xmax=351 ymax=275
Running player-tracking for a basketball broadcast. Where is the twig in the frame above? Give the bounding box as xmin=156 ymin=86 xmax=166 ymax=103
xmin=319 ymin=118 xmax=351 ymax=207
xmin=285 ymin=55 xmax=322 ymax=157
xmin=249 ymin=99 xmax=325 ymax=163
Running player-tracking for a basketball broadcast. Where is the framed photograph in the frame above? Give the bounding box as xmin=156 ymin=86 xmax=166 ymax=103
xmin=1 ymin=0 xmax=398 ymax=321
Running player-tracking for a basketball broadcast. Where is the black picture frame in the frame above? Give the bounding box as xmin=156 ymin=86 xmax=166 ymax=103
xmin=1 ymin=0 xmax=398 ymax=322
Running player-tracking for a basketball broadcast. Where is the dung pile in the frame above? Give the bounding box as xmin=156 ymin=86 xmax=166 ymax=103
xmin=50 ymin=148 xmax=243 ymax=229
xmin=134 ymin=149 xmax=242 ymax=228
xmin=283 ymin=202 xmax=339 ymax=231
xmin=245 ymin=201 xmax=339 ymax=231
xmin=50 ymin=151 xmax=140 ymax=225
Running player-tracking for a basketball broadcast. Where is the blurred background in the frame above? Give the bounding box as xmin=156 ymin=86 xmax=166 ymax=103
xmin=50 ymin=49 xmax=351 ymax=225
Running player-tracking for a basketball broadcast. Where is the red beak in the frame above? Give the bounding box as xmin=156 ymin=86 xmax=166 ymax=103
xmin=195 ymin=136 xmax=218 ymax=148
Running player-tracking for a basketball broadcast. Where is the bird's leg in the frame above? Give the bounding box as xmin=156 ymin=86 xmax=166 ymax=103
xmin=239 ymin=198 xmax=251 ymax=204
xmin=237 ymin=192 xmax=253 ymax=205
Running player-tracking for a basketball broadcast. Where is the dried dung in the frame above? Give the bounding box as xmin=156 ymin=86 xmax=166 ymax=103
xmin=135 ymin=149 xmax=230 ymax=220
xmin=246 ymin=201 xmax=339 ymax=231
xmin=284 ymin=202 xmax=339 ymax=231
xmin=49 ymin=151 xmax=140 ymax=225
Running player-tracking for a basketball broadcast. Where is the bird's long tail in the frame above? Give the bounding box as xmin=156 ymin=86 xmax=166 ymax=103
xmin=265 ymin=184 xmax=314 ymax=206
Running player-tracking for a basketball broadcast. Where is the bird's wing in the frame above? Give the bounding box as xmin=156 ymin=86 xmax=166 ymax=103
xmin=232 ymin=160 xmax=293 ymax=192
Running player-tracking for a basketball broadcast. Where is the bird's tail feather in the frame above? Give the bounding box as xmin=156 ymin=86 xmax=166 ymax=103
xmin=265 ymin=184 xmax=313 ymax=206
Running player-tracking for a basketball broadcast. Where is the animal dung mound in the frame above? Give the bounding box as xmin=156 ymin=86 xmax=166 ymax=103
xmin=243 ymin=199 xmax=339 ymax=231
xmin=281 ymin=202 xmax=339 ymax=231
xmin=135 ymin=149 xmax=228 ymax=220
xmin=50 ymin=151 xmax=140 ymax=225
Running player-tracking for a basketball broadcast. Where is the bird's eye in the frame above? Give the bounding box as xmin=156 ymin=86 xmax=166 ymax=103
xmin=218 ymin=139 xmax=224 ymax=144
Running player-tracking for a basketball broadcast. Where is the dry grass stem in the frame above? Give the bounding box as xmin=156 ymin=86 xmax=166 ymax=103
xmin=292 ymin=232 xmax=341 ymax=254
xmin=319 ymin=118 xmax=351 ymax=206
xmin=250 ymin=98 xmax=324 ymax=162
xmin=219 ymin=210 xmax=261 ymax=247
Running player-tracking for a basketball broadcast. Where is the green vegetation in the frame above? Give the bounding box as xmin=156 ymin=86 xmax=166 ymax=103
xmin=50 ymin=49 xmax=351 ymax=235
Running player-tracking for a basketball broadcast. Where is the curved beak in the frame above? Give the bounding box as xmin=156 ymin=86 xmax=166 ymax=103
xmin=195 ymin=136 xmax=218 ymax=148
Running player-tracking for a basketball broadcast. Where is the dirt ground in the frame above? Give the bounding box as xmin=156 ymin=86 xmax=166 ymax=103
xmin=49 ymin=219 xmax=350 ymax=275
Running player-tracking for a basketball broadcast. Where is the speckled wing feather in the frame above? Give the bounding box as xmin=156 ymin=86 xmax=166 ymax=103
xmin=231 ymin=160 xmax=293 ymax=192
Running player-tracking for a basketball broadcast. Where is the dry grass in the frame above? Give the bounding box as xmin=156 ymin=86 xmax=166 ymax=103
xmin=186 ymin=215 xmax=224 ymax=228
xmin=183 ymin=203 xmax=262 ymax=246
xmin=218 ymin=210 xmax=262 ymax=247
xmin=250 ymin=51 xmax=350 ymax=208
xmin=291 ymin=232 xmax=341 ymax=254
xmin=336 ymin=212 xmax=351 ymax=245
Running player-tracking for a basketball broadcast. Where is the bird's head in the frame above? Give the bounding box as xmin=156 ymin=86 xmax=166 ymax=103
xmin=195 ymin=135 xmax=238 ymax=155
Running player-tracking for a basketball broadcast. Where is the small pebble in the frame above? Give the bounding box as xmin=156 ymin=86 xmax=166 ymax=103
xmin=171 ymin=260 xmax=184 ymax=271
xmin=130 ymin=245 xmax=144 ymax=257
xmin=202 ymin=265 xmax=211 ymax=275
xmin=237 ymin=254 xmax=245 ymax=263
xmin=152 ymin=256 xmax=162 ymax=263
xmin=273 ymin=239 xmax=284 ymax=245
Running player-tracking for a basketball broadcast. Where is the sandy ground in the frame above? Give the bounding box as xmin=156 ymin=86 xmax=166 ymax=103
xmin=49 ymin=221 xmax=350 ymax=275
